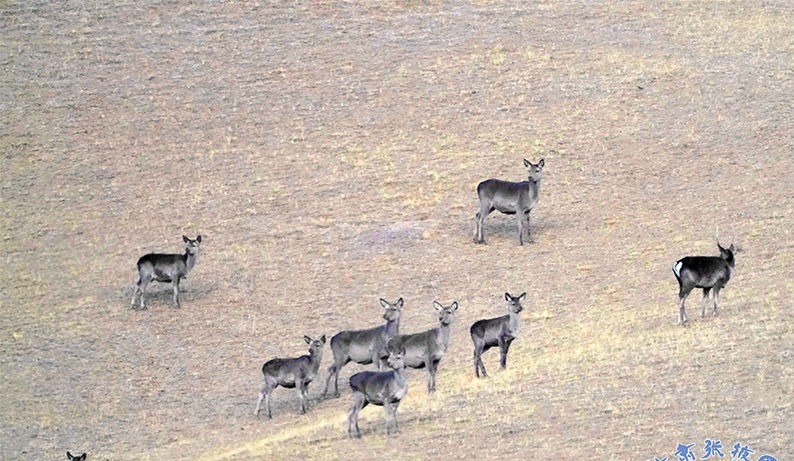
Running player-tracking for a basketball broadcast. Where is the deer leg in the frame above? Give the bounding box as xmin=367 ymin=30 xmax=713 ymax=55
xmin=517 ymin=210 xmax=533 ymax=245
xmin=347 ymin=393 xmax=366 ymax=438
xmin=323 ymin=364 xmax=337 ymax=398
xmin=497 ymin=337 xmax=506 ymax=368
xmin=254 ymin=391 xmax=264 ymax=417
xmin=473 ymin=211 xmax=481 ymax=243
xmin=712 ymin=288 xmax=721 ymax=316
xmin=517 ymin=213 xmax=524 ymax=246
xmin=474 ymin=341 xmax=487 ymax=377
xmin=392 ymin=402 xmax=400 ymax=430
xmin=500 ymin=337 xmax=514 ymax=369
xmin=386 ymin=402 xmax=400 ymax=434
xmin=427 ymin=358 xmax=438 ymax=392
xmin=384 ymin=404 xmax=393 ymax=435
xmin=473 ymin=344 xmax=482 ymax=378
xmin=525 ymin=211 xmax=533 ymax=243
xmin=373 ymin=350 xmax=385 ymax=370
xmin=324 ymin=355 xmax=348 ymax=398
xmin=701 ymin=288 xmax=711 ymax=318
xmin=297 ymin=381 xmax=307 ymax=414
xmin=130 ymin=279 xmax=140 ymax=309
xmin=172 ymin=278 xmax=181 ymax=308
xmin=678 ymin=297 xmax=687 ymax=326
xmin=474 ymin=204 xmax=492 ymax=244
xmin=678 ymin=285 xmax=692 ymax=326
xmin=477 ymin=353 xmax=488 ymax=378
xmin=255 ymin=379 xmax=276 ymax=418
xmin=136 ymin=275 xmax=151 ymax=310
xmin=130 ymin=286 xmax=139 ymax=309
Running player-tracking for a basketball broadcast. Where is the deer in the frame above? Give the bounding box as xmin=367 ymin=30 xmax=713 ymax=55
xmin=322 ymin=298 xmax=403 ymax=398
xmin=470 ymin=292 xmax=525 ymax=378
xmin=672 ymin=239 xmax=737 ymax=325
xmin=385 ymin=300 xmax=458 ymax=393
xmin=130 ymin=235 xmax=202 ymax=309
xmin=474 ymin=158 xmax=544 ymax=245
xmin=254 ymin=335 xmax=326 ymax=418
xmin=66 ymin=453 xmax=86 ymax=461
xmin=347 ymin=345 xmax=408 ymax=438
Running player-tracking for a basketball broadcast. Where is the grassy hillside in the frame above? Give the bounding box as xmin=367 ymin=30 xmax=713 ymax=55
xmin=1 ymin=1 xmax=791 ymax=460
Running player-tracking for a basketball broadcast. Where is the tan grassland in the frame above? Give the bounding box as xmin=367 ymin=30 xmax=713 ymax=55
xmin=1 ymin=1 xmax=792 ymax=460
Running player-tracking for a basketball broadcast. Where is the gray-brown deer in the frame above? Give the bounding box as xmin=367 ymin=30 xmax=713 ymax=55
xmin=347 ymin=345 xmax=408 ymax=438
xmin=474 ymin=159 xmax=544 ymax=245
xmin=254 ymin=335 xmax=326 ymax=418
xmin=385 ymin=300 xmax=458 ymax=393
xmin=322 ymin=298 xmax=403 ymax=397
xmin=672 ymin=239 xmax=737 ymax=325
xmin=470 ymin=292 xmax=525 ymax=378
xmin=130 ymin=235 xmax=202 ymax=309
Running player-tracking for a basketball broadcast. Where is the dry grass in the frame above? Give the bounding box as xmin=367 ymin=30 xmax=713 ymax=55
xmin=1 ymin=1 xmax=793 ymax=460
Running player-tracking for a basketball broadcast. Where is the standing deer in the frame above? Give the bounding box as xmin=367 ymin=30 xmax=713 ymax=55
xmin=130 ymin=235 xmax=202 ymax=309
xmin=673 ymin=240 xmax=737 ymax=325
xmin=470 ymin=292 xmax=525 ymax=378
xmin=385 ymin=300 xmax=458 ymax=393
xmin=254 ymin=335 xmax=326 ymax=418
xmin=347 ymin=345 xmax=408 ymax=438
xmin=322 ymin=298 xmax=403 ymax=397
xmin=474 ymin=158 xmax=544 ymax=245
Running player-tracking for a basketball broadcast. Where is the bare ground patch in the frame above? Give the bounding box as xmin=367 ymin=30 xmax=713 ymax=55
xmin=1 ymin=1 xmax=793 ymax=460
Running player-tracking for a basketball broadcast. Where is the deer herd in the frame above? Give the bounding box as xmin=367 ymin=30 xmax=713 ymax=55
xmin=125 ymin=157 xmax=739 ymax=439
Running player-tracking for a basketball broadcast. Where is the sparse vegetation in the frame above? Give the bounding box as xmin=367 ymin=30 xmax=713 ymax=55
xmin=1 ymin=1 xmax=792 ymax=461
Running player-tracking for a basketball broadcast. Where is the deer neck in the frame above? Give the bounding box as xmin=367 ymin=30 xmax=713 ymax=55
xmin=436 ymin=322 xmax=452 ymax=352
xmin=508 ymin=310 xmax=521 ymax=335
xmin=185 ymin=249 xmax=199 ymax=272
xmin=384 ymin=316 xmax=400 ymax=337
xmin=392 ymin=365 xmax=408 ymax=386
xmin=308 ymin=349 xmax=324 ymax=373
xmin=529 ymin=177 xmax=541 ymax=197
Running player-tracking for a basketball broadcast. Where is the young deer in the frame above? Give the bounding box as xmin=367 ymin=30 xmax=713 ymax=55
xmin=322 ymin=298 xmax=403 ymax=397
xmin=385 ymin=301 xmax=458 ymax=393
xmin=470 ymin=292 xmax=525 ymax=378
xmin=66 ymin=453 xmax=86 ymax=461
xmin=474 ymin=158 xmax=544 ymax=245
xmin=130 ymin=235 xmax=202 ymax=309
xmin=347 ymin=345 xmax=408 ymax=438
xmin=673 ymin=240 xmax=737 ymax=325
xmin=254 ymin=335 xmax=326 ymax=418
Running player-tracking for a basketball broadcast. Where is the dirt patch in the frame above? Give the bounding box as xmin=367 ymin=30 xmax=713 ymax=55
xmin=1 ymin=1 xmax=792 ymax=461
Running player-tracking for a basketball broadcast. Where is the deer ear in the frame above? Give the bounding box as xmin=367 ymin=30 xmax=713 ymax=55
xmin=538 ymin=158 xmax=545 ymax=168
xmin=304 ymin=336 xmax=312 ymax=344
xmin=196 ymin=235 xmax=202 ymax=243
xmin=518 ymin=292 xmax=527 ymax=301
xmin=67 ymin=453 xmax=73 ymax=460
xmin=183 ymin=235 xmax=189 ymax=243
xmin=319 ymin=335 xmax=326 ymax=344
xmin=504 ymin=292 xmax=511 ymax=301
xmin=78 ymin=455 xmax=86 ymax=461
xmin=450 ymin=301 xmax=459 ymax=312
xmin=523 ymin=158 xmax=531 ymax=167
xmin=396 ymin=297 xmax=404 ymax=308
xmin=379 ymin=298 xmax=389 ymax=308
xmin=433 ymin=301 xmax=443 ymax=311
